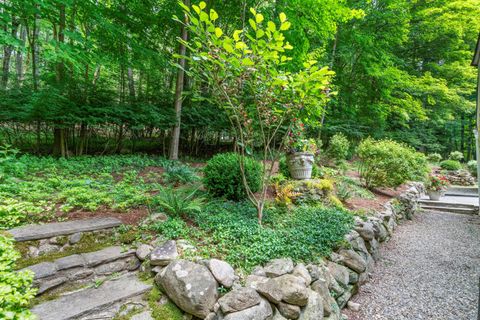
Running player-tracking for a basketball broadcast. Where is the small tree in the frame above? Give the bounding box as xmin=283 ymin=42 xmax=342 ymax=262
xmin=177 ymin=2 xmax=333 ymax=223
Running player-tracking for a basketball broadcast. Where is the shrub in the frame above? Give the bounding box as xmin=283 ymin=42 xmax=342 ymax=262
xmin=0 ymin=234 xmax=36 ymax=319
xmin=427 ymin=153 xmax=442 ymax=163
xmin=151 ymin=186 xmax=204 ymax=217
xmin=203 ymin=153 xmax=262 ymax=201
xmin=162 ymin=164 xmax=199 ymax=185
xmin=448 ymin=151 xmax=464 ymax=162
xmin=357 ymin=138 xmax=428 ymax=189
xmin=440 ymin=160 xmax=462 ymax=171
xmin=467 ymin=160 xmax=477 ymax=177
xmin=327 ymin=133 xmax=350 ymax=160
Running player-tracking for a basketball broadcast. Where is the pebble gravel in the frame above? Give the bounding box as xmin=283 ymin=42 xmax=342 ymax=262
xmin=346 ymin=210 xmax=480 ymax=320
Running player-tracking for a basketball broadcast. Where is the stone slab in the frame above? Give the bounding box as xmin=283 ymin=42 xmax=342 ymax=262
xmin=32 ymin=275 xmax=152 ymax=320
xmin=24 ymin=262 xmax=57 ymax=280
xmin=82 ymin=246 xmax=135 ymax=267
xmin=55 ymin=254 xmax=86 ymax=271
xmin=8 ymin=217 xmax=122 ymax=242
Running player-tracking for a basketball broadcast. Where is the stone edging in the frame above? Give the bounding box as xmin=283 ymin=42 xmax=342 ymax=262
xmin=140 ymin=182 xmax=425 ymax=320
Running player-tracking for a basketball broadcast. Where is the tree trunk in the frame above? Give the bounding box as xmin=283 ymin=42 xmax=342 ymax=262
xmin=127 ymin=67 xmax=136 ymax=101
xmin=53 ymin=4 xmax=66 ymax=157
xmin=1 ymin=18 xmax=19 ymax=90
xmin=15 ymin=24 xmax=26 ymax=85
xmin=169 ymin=0 xmax=190 ymax=160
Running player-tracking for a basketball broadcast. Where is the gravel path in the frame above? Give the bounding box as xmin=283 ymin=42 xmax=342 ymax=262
xmin=346 ymin=211 xmax=480 ymax=320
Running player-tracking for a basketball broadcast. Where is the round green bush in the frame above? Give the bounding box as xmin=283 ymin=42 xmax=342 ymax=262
xmin=327 ymin=133 xmax=350 ymax=160
xmin=448 ymin=151 xmax=464 ymax=162
xmin=203 ymin=153 xmax=262 ymax=200
xmin=467 ymin=160 xmax=477 ymax=177
xmin=357 ymin=138 xmax=428 ymax=189
xmin=440 ymin=160 xmax=462 ymax=171
xmin=427 ymin=153 xmax=442 ymax=163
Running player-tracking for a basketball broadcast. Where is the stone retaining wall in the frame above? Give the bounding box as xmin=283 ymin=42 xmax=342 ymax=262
xmin=25 ymin=246 xmax=140 ymax=295
xmin=140 ymin=182 xmax=424 ymax=320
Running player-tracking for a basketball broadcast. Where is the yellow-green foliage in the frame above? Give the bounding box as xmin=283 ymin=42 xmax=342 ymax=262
xmin=274 ymin=182 xmax=300 ymax=207
xmin=148 ymin=287 xmax=183 ymax=320
xmin=0 ymin=234 xmax=36 ymax=319
xmin=304 ymin=179 xmax=334 ymax=192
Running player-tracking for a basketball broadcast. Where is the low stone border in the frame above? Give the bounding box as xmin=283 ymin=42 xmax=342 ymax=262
xmin=25 ymin=246 xmax=140 ymax=295
xmin=137 ymin=182 xmax=424 ymax=320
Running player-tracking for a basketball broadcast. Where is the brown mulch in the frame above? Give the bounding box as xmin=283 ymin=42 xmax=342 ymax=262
xmin=61 ymin=206 xmax=149 ymax=226
xmin=345 ymin=184 xmax=409 ymax=212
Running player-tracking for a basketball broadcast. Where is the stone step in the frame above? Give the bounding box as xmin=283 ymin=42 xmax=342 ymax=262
xmin=419 ymin=200 xmax=478 ymax=209
xmin=421 ymin=205 xmax=477 ymax=215
xmin=445 ymin=186 xmax=478 ymax=196
xmin=23 ymin=246 xmax=138 ymax=295
xmin=7 ymin=217 xmax=122 ymax=242
xmin=31 ymin=275 xmax=152 ymax=320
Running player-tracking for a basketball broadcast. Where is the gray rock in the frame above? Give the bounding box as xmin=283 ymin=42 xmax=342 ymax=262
xmin=366 ymin=238 xmax=380 ymax=260
xmin=347 ymin=301 xmax=360 ymax=312
xmin=37 ymin=276 xmax=67 ymax=294
xmin=223 ymin=298 xmax=273 ymax=320
xmin=336 ymin=286 xmax=354 ymax=309
xmin=264 ymin=258 xmax=294 ymax=278
xmin=68 ymin=269 xmax=94 ymax=281
xmin=299 ymin=289 xmax=323 ymax=320
xmin=217 ymin=287 xmax=261 ymax=314
xmin=277 ymin=302 xmax=300 ymax=319
xmin=31 ymin=275 xmax=151 ymax=320
xmin=349 ymin=235 xmax=368 ymax=256
xmin=25 ymin=262 xmax=57 ymax=279
xmin=151 ymin=266 xmax=164 ymax=274
xmin=131 ymin=310 xmax=153 ymax=320
xmin=150 ymin=240 xmax=178 ymax=266
xmin=135 ymin=244 xmax=153 ymax=261
xmin=354 ymin=222 xmax=375 ymax=241
xmin=257 ymin=274 xmax=308 ymax=306
xmin=82 ymin=246 xmax=134 ymax=267
xmin=38 ymin=243 xmax=60 ymax=255
xmin=95 ymin=260 xmax=126 ymax=275
xmin=311 ymin=279 xmax=335 ymax=316
xmin=126 ymin=256 xmax=141 ymax=271
xmin=28 ymin=246 xmax=40 ymax=257
xmin=348 ymin=270 xmax=359 ymax=284
xmin=252 ymin=266 xmax=266 ymax=277
xmin=272 ymin=308 xmax=288 ymax=320
xmin=55 ymin=254 xmax=85 ymax=270
xmin=207 ymin=259 xmax=235 ymax=288
xmin=292 ymin=263 xmax=312 ymax=286
xmin=327 ymin=262 xmax=349 ymax=288
xmin=176 ymin=239 xmax=197 ymax=252
xmin=306 ymin=264 xmax=321 ymax=282
xmin=69 ymin=232 xmax=83 ymax=244
xmin=8 ymin=217 xmax=121 ymax=242
xmin=245 ymin=274 xmax=269 ymax=290
xmin=157 ymin=259 xmax=218 ymax=318
xmin=337 ymin=249 xmax=366 ymax=274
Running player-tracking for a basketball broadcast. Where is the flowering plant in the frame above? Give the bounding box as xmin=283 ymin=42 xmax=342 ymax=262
xmin=425 ymin=174 xmax=449 ymax=191
xmin=285 ymin=120 xmax=317 ymax=154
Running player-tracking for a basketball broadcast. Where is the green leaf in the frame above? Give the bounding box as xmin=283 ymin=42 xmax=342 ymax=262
xmin=223 ymin=42 xmax=234 ymax=53
xmin=192 ymin=4 xmax=200 ymax=14
xmin=255 ymin=13 xmax=264 ymax=23
xmin=256 ymin=30 xmax=265 ymax=38
xmin=279 ymin=12 xmax=287 ymax=23
xmin=280 ymin=21 xmax=291 ymax=31
xmin=200 ymin=11 xmax=209 ymax=22
xmin=242 ymin=57 xmax=255 ymax=66
xmin=199 ymin=1 xmax=207 ymax=9
xmin=210 ymin=9 xmax=219 ymax=21
xmin=233 ymin=30 xmax=243 ymax=41
xmin=248 ymin=19 xmax=257 ymax=31
xmin=267 ymin=21 xmax=276 ymax=32
xmin=215 ymin=27 xmax=223 ymax=38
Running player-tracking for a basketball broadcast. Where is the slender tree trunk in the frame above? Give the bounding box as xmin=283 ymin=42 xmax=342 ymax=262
xmin=15 ymin=24 xmax=26 ymax=86
xmin=53 ymin=4 xmax=66 ymax=157
xmin=169 ymin=0 xmax=190 ymax=160
xmin=127 ymin=67 xmax=135 ymax=101
xmin=1 ymin=18 xmax=19 ymax=90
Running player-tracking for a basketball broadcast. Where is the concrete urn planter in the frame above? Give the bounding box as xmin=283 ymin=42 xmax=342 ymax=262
xmin=287 ymin=152 xmax=314 ymax=180
xmin=427 ymin=190 xmax=443 ymax=201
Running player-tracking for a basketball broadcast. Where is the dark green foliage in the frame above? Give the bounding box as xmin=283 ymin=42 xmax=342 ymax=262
xmin=149 ymin=217 xmax=191 ymax=240
xmin=358 ymin=138 xmax=429 ymax=188
xmin=162 ymin=164 xmax=199 ymax=185
xmin=150 ymin=186 xmax=204 ymax=217
xmin=203 ymin=153 xmax=262 ymax=201
xmin=440 ymin=160 xmax=462 ymax=171
xmin=191 ymin=202 xmax=354 ymax=270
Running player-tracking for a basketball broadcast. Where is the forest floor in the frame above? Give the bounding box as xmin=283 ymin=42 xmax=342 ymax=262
xmin=345 ymin=210 xmax=480 ymax=320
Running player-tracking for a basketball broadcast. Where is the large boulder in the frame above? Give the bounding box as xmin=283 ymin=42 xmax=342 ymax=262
xmin=207 ymin=259 xmax=236 ymax=288
xmin=327 ymin=262 xmax=349 ymax=288
xmin=277 ymin=302 xmax=301 ymax=319
xmin=299 ymin=289 xmax=324 ymax=320
xmin=150 ymin=240 xmax=178 ymax=266
xmin=222 ymin=298 xmax=273 ymax=320
xmin=263 ymin=258 xmax=294 ymax=278
xmin=157 ymin=259 xmax=218 ymax=318
xmin=217 ymin=287 xmax=261 ymax=314
xmin=337 ymin=249 xmax=367 ymax=274
xmin=292 ymin=263 xmax=312 ymax=286
xmin=256 ymin=274 xmax=308 ymax=306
